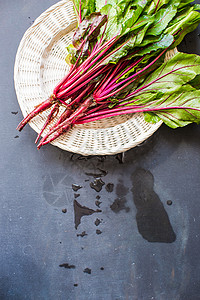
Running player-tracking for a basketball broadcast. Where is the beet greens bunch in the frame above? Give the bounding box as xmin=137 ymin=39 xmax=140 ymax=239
xmin=17 ymin=0 xmax=200 ymax=149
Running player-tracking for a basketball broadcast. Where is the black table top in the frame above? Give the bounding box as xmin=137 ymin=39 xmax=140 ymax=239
xmin=1 ymin=1 xmax=200 ymax=299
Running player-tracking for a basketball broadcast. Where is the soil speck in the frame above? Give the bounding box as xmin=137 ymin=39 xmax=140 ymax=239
xmin=96 ymin=229 xmax=102 ymax=235
xmin=77 ymin=231 xmax=87 ymax=237
xmin=94 ymin=218 xmax=101 ymax=226
xmin=14 ymin=135 xmax=19 ymax=139
xmin=95 ymin=200 xmax=102 ymax=208
xmin=59 ymin=263 xmax=75 ymax=269
xmin=167 ymin=200 xmax=173 ymax=206
xmin=11 ymin=111 xmax=18 ymax=115
xmin=100 ymin=267 xmax=104 ymax=270
xmin=62 ymin=208 xmax=67 ymax=213
xmin=83 ymin=268 xmax=91 ymax=274
xmin=74 ymin=284 xmax=78 ymax=287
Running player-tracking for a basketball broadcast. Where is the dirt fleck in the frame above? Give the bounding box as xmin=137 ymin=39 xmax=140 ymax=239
xmin=59 ymin=263 xmax=75 ymax=269
xmin=94 ymin=218 xmax=101 ymax=226
xmin=77 ymin=231 xmax=87 ymax=237
xmin=83 ymin=268 xmax=91 ymax=274
xmin=167 ymin=200 xmax=173 ymax=206
xmin=95 ymin=200 xmax=102 ymax=208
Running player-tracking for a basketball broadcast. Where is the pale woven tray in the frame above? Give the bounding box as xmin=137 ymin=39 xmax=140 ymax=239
xmin=14 ymin=0 xmax=177 ymax=156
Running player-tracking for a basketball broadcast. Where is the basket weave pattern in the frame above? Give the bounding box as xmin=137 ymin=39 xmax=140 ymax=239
xmin=14 ymin=0 xmax=177 ymax=155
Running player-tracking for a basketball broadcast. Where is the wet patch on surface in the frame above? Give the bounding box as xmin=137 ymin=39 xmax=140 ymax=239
xmin=74 ymin=200 xmax=101 ymax=229
xmin=85 ymin=168 xmax=107 ymax=178
xmin=110 ymin=198 xmax=130 ymax=213
xmin=72 ymin=184 xmax=82 ymax=192
xmin=90 ymin=178 xmax=105 ymax=192
xmin=74 ymin=193 xmax=80 ymax=198
xmin=131 ymin=168 xmax=176 ymax=243
xmin=105 ymin=183 xmax=114 ymax=193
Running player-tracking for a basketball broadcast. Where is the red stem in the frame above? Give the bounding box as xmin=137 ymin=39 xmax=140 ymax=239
xmin=57 ymin=33 xmax=129 ymax=99
xmin=65 ymin=84 xmax=94 ymax=107
xmin=79 ymin=0 xmax=82 ymax=23
xmin=77 ymin=104 xmax=198 ymax=124
xmin=39 ymin=124 xmax=71 ymax=147
xmin=96 ymin=49 xmax=167 ymax=100
xmin=17 ymin=98 xmax=54 ymax=131
xmin=35 ymin=103 xmax=59 ymax=144
xmin=63 ymin=65 xmax=109 ymax=98
xmin=154 ymin=0 xmax=160 ymax=13
xmin=37 ymin=97 xmax=93 ymax=148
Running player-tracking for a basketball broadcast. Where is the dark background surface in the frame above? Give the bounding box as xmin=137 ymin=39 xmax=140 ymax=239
xmin=1 ymin=1 xmax=200 ymax=299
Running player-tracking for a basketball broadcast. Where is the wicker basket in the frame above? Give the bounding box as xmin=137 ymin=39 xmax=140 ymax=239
xmin=14 ymin=0 xmax=177 ymax=156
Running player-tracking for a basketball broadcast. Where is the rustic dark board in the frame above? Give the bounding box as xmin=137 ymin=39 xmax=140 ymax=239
xmin=1 ymin=1 xmax=200 ymax=299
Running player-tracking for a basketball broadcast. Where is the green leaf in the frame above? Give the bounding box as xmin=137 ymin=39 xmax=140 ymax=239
xmin=121 ymin=0 xmax=150 ymax=32
xmin=72 ymin=13 xmax=107 ymax=48
xmin=100 ymin=4 xmax=113 ymax=15
xmin=139 ymin=53 xmax=200 ymax=94
xmin=178 ymin=0 xmax=196 ymax=9
xmin=194 ymin=4 xmax=200 ymax=11
xmin=132 ymin=34 xmax=174 ymax=57
xmin=167 ymin=5 xmax=193 ymax=27
xmin=105 ymin=29 xmax=173 ymax=64
xmin=145 ymin=90 xmax=200 ymax=128
xmin=165 ymin=10 xmax=200 ymax=47
xmin=147 ymin=0 xmax=171 ymax=15
xmin=147 ymin=3 xmax=179 ymax=36
xmin=144 ymin=112 xmax=161 ymax=123
xmin=72 ymin=0 xmax=96 ymax=21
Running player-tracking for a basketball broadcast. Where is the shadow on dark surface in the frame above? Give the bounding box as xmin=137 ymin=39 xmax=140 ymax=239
xmin=110 ymin=179 xmax=130 ymax=213
xmin=131 ymin=168 xmax=176 ymax=243
xmin=178 ymin=27 xmax=200 ymax=55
